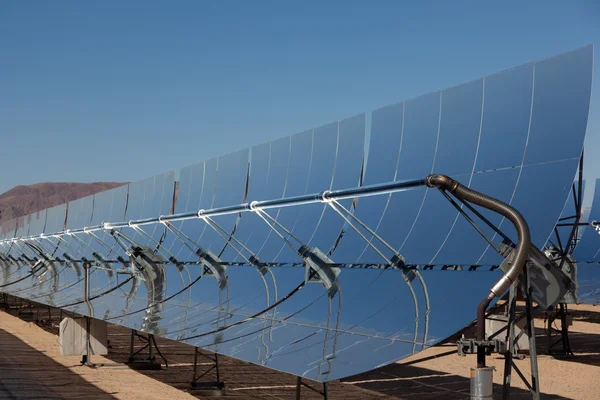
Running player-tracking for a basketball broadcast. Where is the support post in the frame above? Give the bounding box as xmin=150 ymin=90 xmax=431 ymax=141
xmin=502 ymin=284 xmax=518 ymax=399
xmin=127 ymin=329 xmax=161 ymax=370
xmin=546 ymin=303 xmax=573 ymax=356
xmin=129 ymin=329 xmax=135 ymax=360
xmin=81 ymin=261 xmax=94 ymax=367
xmin=296 ymin=376 xmax=301 ymax=400
xmin=190 ymin=347 xmax=225 ymax=393
xmin=500 ymin=266 xmax=540 ymax=400
xmin=524 ymin=269 xmax=540 ymax=400
xmin=560 ymin=304 xmax=572 ymax=355
xmin=295 ymin=377 xmax=329 ymax=399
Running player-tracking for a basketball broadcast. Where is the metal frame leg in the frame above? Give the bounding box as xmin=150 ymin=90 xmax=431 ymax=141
xmin=190 ymin=347 xmax=225 ymax=391
xmin=127 ymin=329 xmax=161 ymax=370
xmin=524 ymin=270 xmax=540 ymax=399
xmin=502 ymin=283 xmax=518 ymax=399
xmin=501 ymin=267 xmax=541 ymax=400
xmin=560 ymin=304 xmax=573 ymax=355
xmin=547 ymin=303 xmax=573 ymax=356
xmin=80 ymin=316 xmax=94 ymax=367
xmin=295 ymin=377 xmax=329 ymax=399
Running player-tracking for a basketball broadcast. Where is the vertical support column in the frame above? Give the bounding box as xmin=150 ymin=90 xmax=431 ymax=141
xmin=560 ymin=304 xmax=572 ymax=355
xmin=296 ymin=377 xmax=301 ymax=400
xmin=546 ymin=307 xmax=553 ymax=353
xmin=524 ymin=268 xmax=540 ymax=400
xmin=129 ymin=329 xmax=135 ymax=362
xmin=148 ymin=334 xmax=154 ymax=360
xmin=85 ymin=315 xmax=92 ymax=364
xmin=192 ymin=347 xmax=199 ymax=384
xmin=215 ymin=353 xmax=220 ymax=383
xmin=81 ymin=261 xmax=93 ymax=367
xmin=294 ymin=377 xmax=329 ymax=399
xmin=502 ymin=283 xmax=518 ymax=399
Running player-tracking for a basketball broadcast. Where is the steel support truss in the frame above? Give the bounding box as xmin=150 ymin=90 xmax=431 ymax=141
xmin=190 ymin=347 xmax=225 ymax=392
xmin=546 ymin=152 xmax=585 ymax=357
xmin=545 ymin=303 xmax=573 ymax=356
xmin=501 ymin=267 xmax=540 ymax=400
xmin=457 ymin=266 xmax=540 ymax=399
xmin=127 ymin=329 xmax=166 ymax=370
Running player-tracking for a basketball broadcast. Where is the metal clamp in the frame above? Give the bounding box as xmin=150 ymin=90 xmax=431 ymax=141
xmin=298 ymin=245 xmax=340 ymax=298
xmin=196 ymin=248 xmax=229 ymax=290
xmin=457 ymin=338 xmax=506 ymax=357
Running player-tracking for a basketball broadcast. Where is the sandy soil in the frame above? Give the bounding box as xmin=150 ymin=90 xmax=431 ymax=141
xmin=0 ymin=309 xmax=196 ymax=400
xmin=346 ymin=304 xmax=600 ymax=399
xmin=0 ymin=301 xmax=598 ymax=399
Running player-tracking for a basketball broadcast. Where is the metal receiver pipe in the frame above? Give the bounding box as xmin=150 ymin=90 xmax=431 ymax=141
xmin=425 ymin=174 xmax=531 ymax=368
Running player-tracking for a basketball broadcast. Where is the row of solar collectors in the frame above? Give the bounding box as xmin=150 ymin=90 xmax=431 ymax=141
xmin=573 ymin=179 xmax=600 ymax=304
xmin=0 ymin=45 xmax=593 ymax=381
xmin=1 ymin=46 xmax=593 ymax=265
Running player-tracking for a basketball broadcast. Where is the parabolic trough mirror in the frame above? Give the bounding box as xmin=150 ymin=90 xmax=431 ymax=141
xmin=0 ymin=45 xmax=595 ymax=382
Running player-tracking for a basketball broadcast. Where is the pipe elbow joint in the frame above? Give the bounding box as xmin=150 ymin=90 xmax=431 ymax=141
xmin=425 ymin=174 xmax=460 ymax=193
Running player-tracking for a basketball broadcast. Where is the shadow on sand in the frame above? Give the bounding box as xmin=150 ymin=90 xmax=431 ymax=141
xmin=0 ymin=328 xmax=118 ymax=399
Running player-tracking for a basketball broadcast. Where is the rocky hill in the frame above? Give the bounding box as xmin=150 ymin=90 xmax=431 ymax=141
xmin=0 ymin=182 xmax=126 ymax=222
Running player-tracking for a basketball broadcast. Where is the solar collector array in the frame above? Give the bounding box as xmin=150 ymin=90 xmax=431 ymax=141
xmin=0 ymin=45 xmax=594 ymax=381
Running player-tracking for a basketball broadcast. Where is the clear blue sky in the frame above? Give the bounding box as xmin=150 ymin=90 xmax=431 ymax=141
xmin=2 ymin=1 xmax=599 ymax=203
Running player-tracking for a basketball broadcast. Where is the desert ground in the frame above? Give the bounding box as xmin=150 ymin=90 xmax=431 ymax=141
xmin=0 ymin=297 xmax=598 ymax=399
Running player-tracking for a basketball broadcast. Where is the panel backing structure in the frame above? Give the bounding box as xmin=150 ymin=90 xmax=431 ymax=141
xmin=0 ymin=46 xmax=594 ymax=382
xmin=573 ymin=179 xmax=600 ymax=304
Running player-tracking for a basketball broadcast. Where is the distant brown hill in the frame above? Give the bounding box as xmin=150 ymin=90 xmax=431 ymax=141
xmin=0 ymin=182 xmax=126 ymax=222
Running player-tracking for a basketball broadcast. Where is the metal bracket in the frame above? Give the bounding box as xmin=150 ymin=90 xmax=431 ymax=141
xmin=62 ymin=252 xmax=82 ymax=274
xmin=544 ymin=246 xmax=578 ymax=304
xmin=457 ymin=338 xmax=506 ymax=357
xmin=249 ymin=254 xmax=269 ymax=276
xmin=128 ymin=245 xmax=167 ymax=334
xmin=196 ymin=248 xmax=229 ymax=289
xmin=21 ymin=253 xmax=35 ymax=265
xmin=195 ymin=247 xmax=229 ymax=345
xmin=167 ymin=255 xmax=185 ymax=272
xmin=91 ymin=251 xmax=116 ymax=278
xmin=498 ymin=240 xmax=575 ymax=310
xmin=391 ymin=254 xmax=417 ymax=281
xmin=298 ymin=245 xmax=340 ymax=298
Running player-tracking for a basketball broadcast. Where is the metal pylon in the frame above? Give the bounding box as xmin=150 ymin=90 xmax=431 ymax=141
xmin=502 ymin=266 xmax=540 ymax=400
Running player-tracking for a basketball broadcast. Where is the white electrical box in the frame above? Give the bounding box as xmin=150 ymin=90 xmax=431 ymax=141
xmin=59 ymin=317 xmax=108 ymax=356
xmin=485 ymin=314 xmax=530 ymax=351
